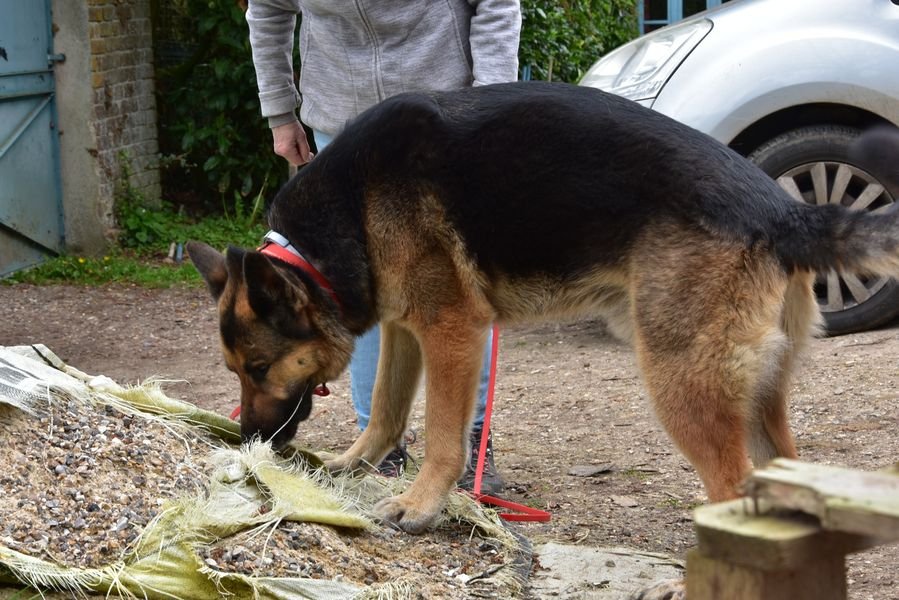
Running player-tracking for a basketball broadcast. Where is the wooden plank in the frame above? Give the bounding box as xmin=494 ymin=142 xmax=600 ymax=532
xmin=693 ymin=499 xmax=876 ymax=571
xmin=746 ymin=459 xmax=899 ymax=540
xmin=687 ymin=549 xmax=846 ymax=600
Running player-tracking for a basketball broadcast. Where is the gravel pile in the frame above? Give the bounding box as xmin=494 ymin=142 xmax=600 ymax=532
xmin=0 ymin=396 xmax=214 ymax=569
xmin=0 ymin=348 xmax=529 ymax=598
xmin=199 ymin=519 xmax=519 ymax=598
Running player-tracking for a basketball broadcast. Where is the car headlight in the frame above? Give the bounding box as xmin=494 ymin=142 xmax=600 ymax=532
xmin=580 ymin=19 xmax=712 ymax=102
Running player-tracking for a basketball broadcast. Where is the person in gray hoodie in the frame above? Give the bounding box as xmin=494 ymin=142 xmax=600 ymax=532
xmin=246 ymin=0 xmax=522 ymax=494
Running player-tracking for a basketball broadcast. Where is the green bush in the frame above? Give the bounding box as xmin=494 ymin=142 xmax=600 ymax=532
xmin=116 ymin=198 xmax=266 ymax=256
xmin=520 ymin=0 xmax=639 ymax=83
xmin=114 ymin=149 xmax=265 ymax=255
xmin=154 ymin=0 xmax=287 ymax=216
xmin=117 ymin=187 xmax=174 ymax=251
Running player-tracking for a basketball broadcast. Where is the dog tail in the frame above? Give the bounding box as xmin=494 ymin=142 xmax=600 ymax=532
xmin=778 ymin=127 xmax=899 ymax=278
xmin=819 ymin=203 xmax=899 ymax=278
xmin=849 ymin=125 xmax=899 ymax=190
xmin=784 ymin=202 xmax=899 ymax=279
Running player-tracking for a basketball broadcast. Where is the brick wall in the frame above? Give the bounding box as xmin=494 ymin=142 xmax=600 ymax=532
xmin=87 ymin=0 xmax=160 ymax=213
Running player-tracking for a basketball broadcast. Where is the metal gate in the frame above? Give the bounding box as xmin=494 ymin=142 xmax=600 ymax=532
xmin=0 ymin=0 xmax=64 ymax=276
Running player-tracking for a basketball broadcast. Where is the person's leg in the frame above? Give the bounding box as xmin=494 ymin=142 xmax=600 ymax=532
xmin=349 ymin=327 xmax=380 ymax=431
xmin=462 ymin=327 xmax=505 ymax=494
xmin=471 ymin=327 xmax=492 ymax=429
xmin=311 ymin=129 xmax=333 ymax=152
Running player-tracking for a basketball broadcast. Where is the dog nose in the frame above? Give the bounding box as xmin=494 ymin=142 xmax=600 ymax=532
xmin=237 ymin=383 xmax=312 ymax=449
xmin=239 ymin=428 xmax=282 ymax=450
xmin=239 ymin=414 xmax=295 ymax=450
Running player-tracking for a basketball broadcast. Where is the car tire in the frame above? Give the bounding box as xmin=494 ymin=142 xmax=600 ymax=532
xmin=748 ymin=125 xmax=899 ymax=336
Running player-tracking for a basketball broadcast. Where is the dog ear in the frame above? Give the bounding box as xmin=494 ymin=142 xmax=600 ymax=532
xmin=242 ymin=250 xmax=312 ymax=336
xmin=186 ymin=241 xmax=228 ymax=299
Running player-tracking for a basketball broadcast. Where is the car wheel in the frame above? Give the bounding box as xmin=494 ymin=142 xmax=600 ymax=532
xmin=748 ymin=125 xmax=899 ymax=335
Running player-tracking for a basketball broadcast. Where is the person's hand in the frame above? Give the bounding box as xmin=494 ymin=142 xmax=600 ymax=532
xmin=272 ymin=121 xmax=314 ymax=165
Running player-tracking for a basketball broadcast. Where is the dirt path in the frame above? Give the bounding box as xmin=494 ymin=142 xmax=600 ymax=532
xmin=1 ymin=283 xmax=896 ymax=598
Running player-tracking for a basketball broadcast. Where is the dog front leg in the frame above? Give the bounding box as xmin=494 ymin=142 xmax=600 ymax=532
xmin=325 ymin=321 xmax=422 ymax=473
xmin=373 ymin=322 xmax=486 ymax=533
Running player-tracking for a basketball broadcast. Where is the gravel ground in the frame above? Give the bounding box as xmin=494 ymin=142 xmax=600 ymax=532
xmin=0 ymin=395 xmax=212 ymax=569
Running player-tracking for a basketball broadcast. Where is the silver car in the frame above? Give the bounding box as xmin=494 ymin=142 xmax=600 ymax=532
xmin=580 ymin=0 xmax=899 ymax=334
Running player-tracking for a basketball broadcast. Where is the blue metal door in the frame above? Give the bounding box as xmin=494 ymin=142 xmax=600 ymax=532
xmin=0 ymin=0 xmax=64 ymax=276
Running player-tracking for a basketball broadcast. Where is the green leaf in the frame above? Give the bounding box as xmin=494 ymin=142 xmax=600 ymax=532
xmin=203 ymin=155 xmax=221 ymax=172
xmin=241 ymin=174 xmax=253 ymax=197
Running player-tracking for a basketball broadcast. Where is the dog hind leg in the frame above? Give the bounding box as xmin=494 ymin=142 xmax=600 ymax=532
xmin=744 ymin=333 xmax=796 ymax=466
xmin=636 ymin=338 xmax=755 ymax=502
xmin=746 ymin=272 xmax=819 ymax=465
xmin=628 ymin=236 xmax=796 ymax=501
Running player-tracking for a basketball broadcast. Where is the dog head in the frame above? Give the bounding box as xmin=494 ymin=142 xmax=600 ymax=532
xmin=186 ymin=241 xmax=352 ymax=448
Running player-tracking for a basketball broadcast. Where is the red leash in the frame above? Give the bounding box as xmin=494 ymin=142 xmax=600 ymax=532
xmin=468 ymin=325 xmax=551 ymax=522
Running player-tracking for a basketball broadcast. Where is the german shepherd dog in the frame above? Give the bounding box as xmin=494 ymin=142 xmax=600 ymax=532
xmin=188 ymin=81 xmax=899 ymax=534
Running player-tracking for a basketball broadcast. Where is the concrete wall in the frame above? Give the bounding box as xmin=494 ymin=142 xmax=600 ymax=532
xmin=52 ymin=0 xmax=160 ymax=255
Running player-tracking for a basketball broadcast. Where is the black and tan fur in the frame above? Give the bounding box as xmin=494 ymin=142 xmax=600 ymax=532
xmin=188 ymin=82 xmax=899 ymax=534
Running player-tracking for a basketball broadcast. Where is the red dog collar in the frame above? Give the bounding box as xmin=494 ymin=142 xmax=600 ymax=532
xmin=258 ymin=230 xmax=342 ymax=311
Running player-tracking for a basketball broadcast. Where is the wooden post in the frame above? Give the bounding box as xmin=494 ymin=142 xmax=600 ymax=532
xmin=687 ymin=460 xmax=899 ymax=600
xmin=744 ymin=459 xmax=899 ymax=539
xmin=688 ymin=549 xmax=845 ymax=600
xmin=687 ymin=499 xmax=876 ymax=600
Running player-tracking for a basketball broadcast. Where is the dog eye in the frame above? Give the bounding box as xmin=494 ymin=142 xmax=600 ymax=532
xmin=247 ymin=364 xmax=270 ymax=380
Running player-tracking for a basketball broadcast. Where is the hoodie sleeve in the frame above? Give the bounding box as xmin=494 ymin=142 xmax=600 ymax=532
xmin=246 ymin=0 xmax=302 ymax=127
xmin=468 ymin=0 xmax=522 ymax=85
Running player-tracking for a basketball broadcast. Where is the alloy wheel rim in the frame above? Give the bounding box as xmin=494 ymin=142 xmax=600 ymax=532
xmin=776 ymin=161 xmax=895 ymax=313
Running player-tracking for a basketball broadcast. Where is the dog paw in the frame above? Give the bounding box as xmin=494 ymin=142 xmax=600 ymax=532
xmin=629 ymin=578 xmax=686 ymax=600
xmin=323 ymin=452 xmax=369 ymax=474
xmin=373 ymin=494 xmax=442 ymax=534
